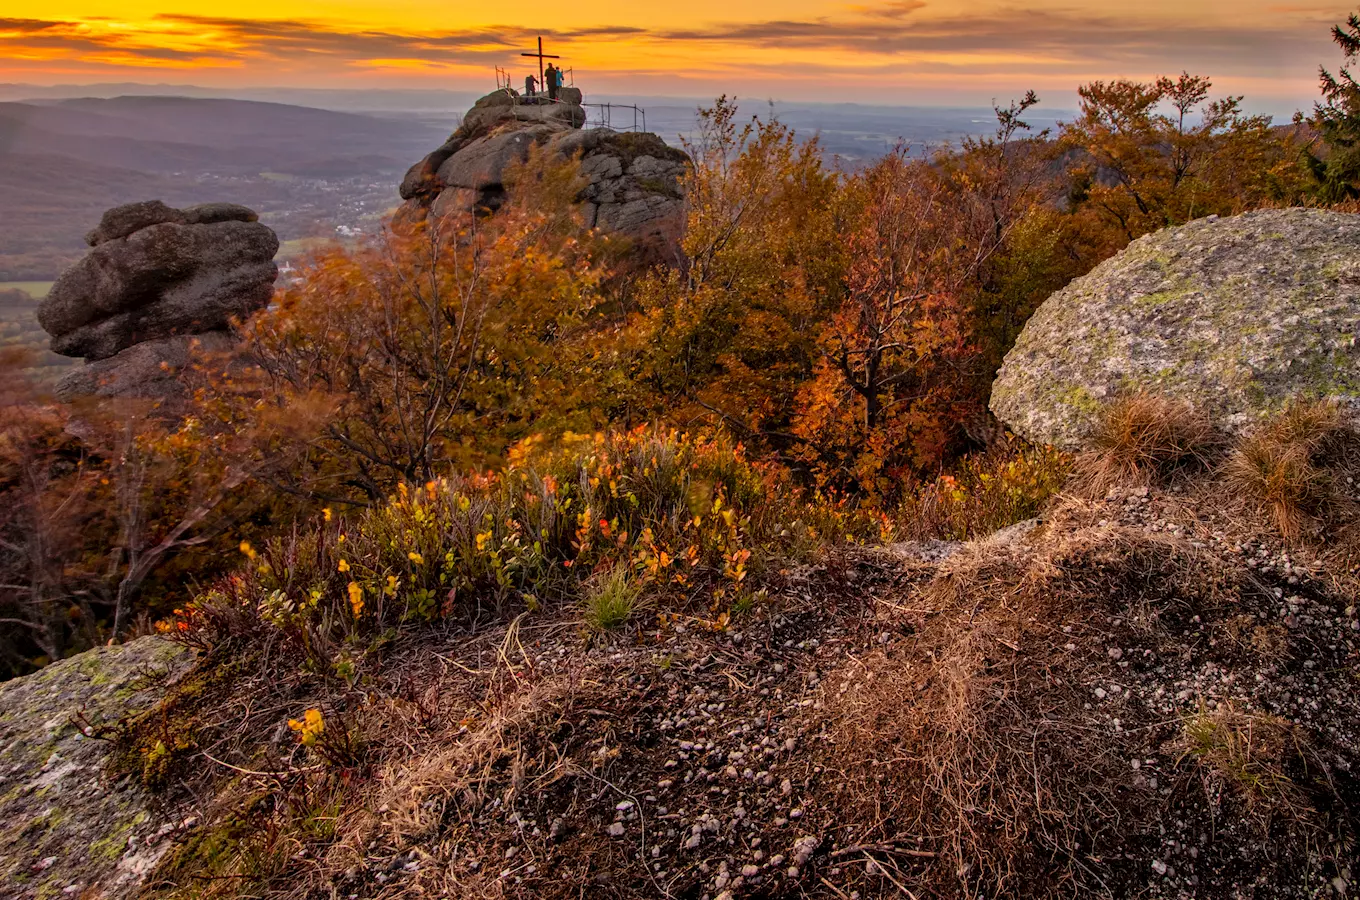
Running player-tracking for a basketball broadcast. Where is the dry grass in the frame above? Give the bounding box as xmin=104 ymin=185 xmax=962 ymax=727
xmin=327 ymin=677 xmax=588 ymax=898
xmin=1074 ymin=393 xmax=1218 ymax=494
xmin=1224 ymin=402 xmax=1360 ymax=542
xmin=816 ymin=522 xmax=1278 ymax=896
xmin=823 ymin=530 xmax=1138 ymax=893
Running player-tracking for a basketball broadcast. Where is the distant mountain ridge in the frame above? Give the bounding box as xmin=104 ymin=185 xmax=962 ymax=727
xmin=0 ymin=96 xmax=448 ymax=174
xmin=0 ymin=83 xmax=484 ymax=114
xmin=0 ymin=95 xmax=452 ymax=279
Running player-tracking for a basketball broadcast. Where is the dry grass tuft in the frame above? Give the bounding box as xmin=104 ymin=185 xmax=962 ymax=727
xmin=1223 ymin=401 xmax=1360 ymax=542
xmin=1178 ymin=703 xmax=1317 ymax=821
xmin=1075 ymin=393 xmax=1218 ymax=494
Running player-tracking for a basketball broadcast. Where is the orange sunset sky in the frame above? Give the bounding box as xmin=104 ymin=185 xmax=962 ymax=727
xmin=1 ymin=1 xmax=1354 ymax=109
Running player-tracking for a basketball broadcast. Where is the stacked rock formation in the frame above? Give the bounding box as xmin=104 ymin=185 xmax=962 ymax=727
xmin=990 ymin=208 xmax=1360 ymax=448
xmin=39 ymin=200 xmax=279 ymax=402
xmin=398 ymin=89 xmax=689 ymax=265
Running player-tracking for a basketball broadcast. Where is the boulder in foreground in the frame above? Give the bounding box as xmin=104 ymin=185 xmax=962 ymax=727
xmin=0 ymin=638 xmax=194 ymax=899
xmin=991 ymin=208 xmax=1360 ymax=448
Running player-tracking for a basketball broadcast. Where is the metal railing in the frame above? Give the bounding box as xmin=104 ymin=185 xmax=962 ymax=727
xmin=582 ymin=102 xmax=647 ymax=133
xmin=496 ymin=67 xmax=576 ymax=98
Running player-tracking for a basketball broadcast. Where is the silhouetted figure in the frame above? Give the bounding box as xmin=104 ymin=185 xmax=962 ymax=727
xmin=545 ymin=63 xmax=560 ymax=101
xmin=525 ymin=74 xmax=537 ymax=96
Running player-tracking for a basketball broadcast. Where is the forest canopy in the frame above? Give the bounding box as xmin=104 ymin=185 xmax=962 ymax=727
xmin=1 ymin=53 xmax=1351 ymax=676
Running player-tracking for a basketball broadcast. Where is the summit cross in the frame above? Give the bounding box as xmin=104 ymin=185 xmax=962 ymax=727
xmin=520 ymin=36 xmax=561 ymax=92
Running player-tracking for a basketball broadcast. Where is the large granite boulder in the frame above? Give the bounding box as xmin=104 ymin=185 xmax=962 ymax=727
xmin=0 ymin=638 xmax=195 ymax=899
xmin=437 ymin=125 xmax=559 ymax=196
xmin=39 ymin=201 xmax=278 ymax=403
xmin=990 ymin=209 xmax=1360 ymax=448
xmin=398 ymin=90 xmax=689 ymax=266
xmin=80 ymin=201 xmax=259 ymax=246
xmin=564 ymin=130 xmax=687 ymax=258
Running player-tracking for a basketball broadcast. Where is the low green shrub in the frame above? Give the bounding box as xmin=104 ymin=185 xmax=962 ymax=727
xmin=583 ymin=565 xmax=644 ymax=630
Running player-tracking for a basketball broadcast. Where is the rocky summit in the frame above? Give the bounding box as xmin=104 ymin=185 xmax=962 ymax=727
xmin=990 ymin=208 xmax=1360 ymax=448
xmin=398 ymin=89 xmax=689 ymax=265
xmin=38 ymin=200 xmax=279 ymax=403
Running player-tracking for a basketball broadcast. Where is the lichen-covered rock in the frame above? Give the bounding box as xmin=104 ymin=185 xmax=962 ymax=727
xmin=990 ymin=208 xmax=1360 ymax=448
xmin=398 ymin=90 xmax=689 ymax=266
xmin=0 ymin=638 xmax=195 ymax=899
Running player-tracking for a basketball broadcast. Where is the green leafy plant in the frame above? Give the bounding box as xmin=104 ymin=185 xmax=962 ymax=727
xmin=583 ymin=565 xmax=642 ymax=631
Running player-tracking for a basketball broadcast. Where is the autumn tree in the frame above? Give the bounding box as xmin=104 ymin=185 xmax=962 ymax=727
xmin=1061 ymin=73 xmax=1305 ymax=242
xmin=629 ymin=97 xmax=849 ymax=458
xmin=934 ymin=92 xmax=1093 ymax=380
xmin=234 ymin=149 xmax=609 ymax=506
xmin=0 ymin=353 xmax=272 ymax=674
xmin=790 ymin=150 xmax=976 ymax=498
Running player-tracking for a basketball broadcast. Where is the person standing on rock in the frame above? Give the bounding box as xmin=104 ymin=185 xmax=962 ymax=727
xmin=525 ymin=74 xmax=537 ymax=96
xmin=545 ymin=63 xmax=559 ymax=101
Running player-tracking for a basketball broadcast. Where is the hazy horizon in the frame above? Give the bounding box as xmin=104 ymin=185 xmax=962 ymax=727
xmin=0 ymin=1 xmax=1351 ymax=114
xmin=0 ymin=79 xmax=1310 ymax=123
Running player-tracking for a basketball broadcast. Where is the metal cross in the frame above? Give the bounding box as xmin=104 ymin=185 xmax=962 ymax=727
xmin=520 ymin=36 xmax=561 ymax=92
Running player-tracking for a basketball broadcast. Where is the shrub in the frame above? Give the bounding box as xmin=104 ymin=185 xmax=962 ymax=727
xmin=1075 ymin=393 xmax=1217 ymax=492
xmin=583 ymin=566 xmax=643 ymax=631
xmin=896 ymin=437 xmax=1071 ymax=540
xmin=1179 ymin=703 xmax=1314 ymax=817
xmin=171 ymin=428 xmax=881 ymax=670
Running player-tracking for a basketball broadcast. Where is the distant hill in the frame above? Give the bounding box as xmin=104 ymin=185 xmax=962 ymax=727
xmin=0 ymin=83 xmax=483 ymax=115
xmin=0 ymin=285 xmax=73 ymax=381
xmin=0 ymin=96 xmax=452 ymax=279
xmin=0 ymin=97 xmax=447 ymax=174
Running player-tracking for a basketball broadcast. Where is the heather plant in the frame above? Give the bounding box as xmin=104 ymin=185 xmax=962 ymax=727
xmin=171 ymin=428 xmax=881 ymax=669
xmin=896 ymin=437 xmax=1072 ymax=541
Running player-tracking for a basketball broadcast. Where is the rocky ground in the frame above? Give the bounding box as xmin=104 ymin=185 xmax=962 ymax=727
xmin=3 ymin=472 xmax=1357 ymax=899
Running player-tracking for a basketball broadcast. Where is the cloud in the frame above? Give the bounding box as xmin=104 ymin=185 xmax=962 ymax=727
xmin=656 ymin=7 xmax=1320 ymax=65
xmin=0 ymin=16 xmax=652 ymax=72
xmin=0 ymin=4 xmax=1342 ymax=97
xmin=846 ymin=1 xmax=928 ymax=19
xmin=0 ymin=18 xmax=71 ymax=32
